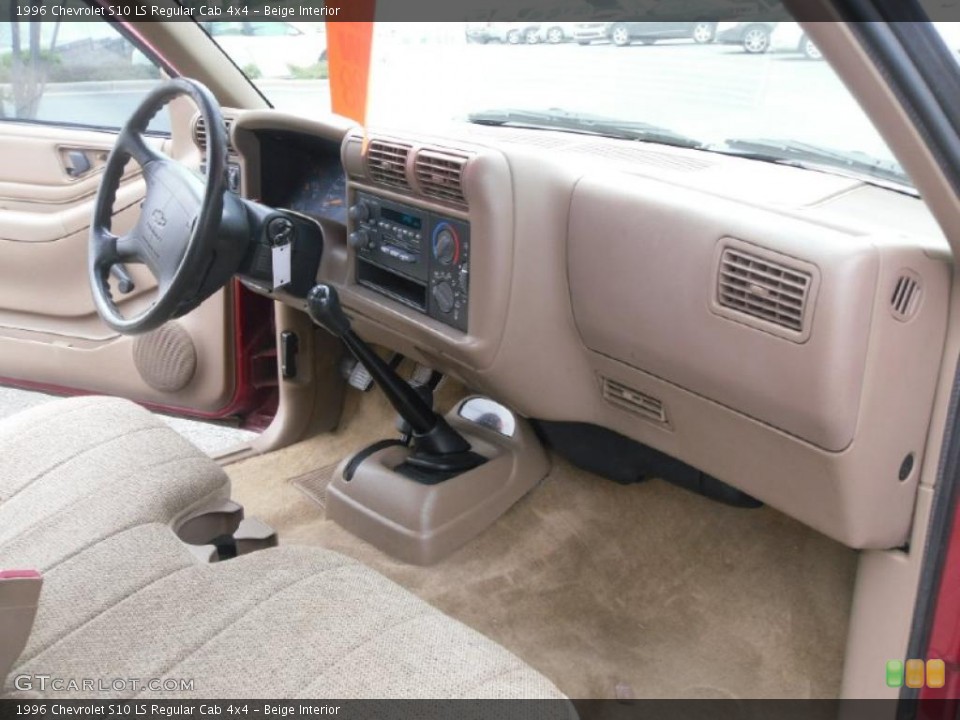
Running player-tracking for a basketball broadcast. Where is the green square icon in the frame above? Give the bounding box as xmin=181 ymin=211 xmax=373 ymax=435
xmin=886 ymin=660 xmax=904 ymax=688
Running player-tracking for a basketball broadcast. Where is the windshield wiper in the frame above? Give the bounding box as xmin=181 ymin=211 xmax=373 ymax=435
xmin=466 ymin=108 xmax=704 ymax=150
xmin=710 ymin=137 xmax=915 ymax=193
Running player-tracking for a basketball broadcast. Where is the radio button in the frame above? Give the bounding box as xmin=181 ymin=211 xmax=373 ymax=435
xmin=348 ymin=229 xmax=371 ymax=249
xmin=349 ymin=202 xmax=371 ymax=222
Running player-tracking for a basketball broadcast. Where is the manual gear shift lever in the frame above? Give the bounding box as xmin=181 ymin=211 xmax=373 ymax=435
xmin=307 ymin=284 xmax=483 ymax=474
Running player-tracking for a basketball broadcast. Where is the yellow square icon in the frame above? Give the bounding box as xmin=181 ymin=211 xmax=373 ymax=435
xmin=905 ymin=659 xmax=925 ymax=689
xmin=927 ymin=659 xmax=946 ymax=689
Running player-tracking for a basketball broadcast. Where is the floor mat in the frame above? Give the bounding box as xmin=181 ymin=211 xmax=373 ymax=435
xmin=290 ymin=463 xmax=340 ymax=510
xmin=227 ymin=385 xmax=858 ymax=699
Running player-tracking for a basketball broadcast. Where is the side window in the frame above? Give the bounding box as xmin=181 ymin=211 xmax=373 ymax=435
xmin=0 ymin=12 xmax=167 ymax=133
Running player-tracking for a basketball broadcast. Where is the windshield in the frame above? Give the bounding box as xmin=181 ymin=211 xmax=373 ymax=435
xmin=208 ymin=18 xmax=947 ymax=191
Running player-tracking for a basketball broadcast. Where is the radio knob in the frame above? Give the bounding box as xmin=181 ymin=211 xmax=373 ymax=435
xmin=348 ymin=229 xmax=370 ymax=249
xmin=433 ymin=225 xmax=459 ymax=266
xmin=349 ymin=202 xmax=371 ymax=222
xmin=433 ymin=281 xmax=455 ymax=314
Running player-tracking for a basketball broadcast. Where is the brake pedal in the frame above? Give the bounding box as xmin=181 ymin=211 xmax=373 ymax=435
xmin=347 ymin=361 xmax=375 ymax=392
xmin=344 ymin=353 xmax=406 ymax=392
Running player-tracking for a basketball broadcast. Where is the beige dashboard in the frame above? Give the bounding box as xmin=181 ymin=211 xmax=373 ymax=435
xmin=224 ymin=109 xmax=951 ymax=551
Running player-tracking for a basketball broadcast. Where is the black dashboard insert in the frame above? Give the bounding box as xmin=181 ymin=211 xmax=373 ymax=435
xmin=350 ymin=191 xmax=470 ymax=333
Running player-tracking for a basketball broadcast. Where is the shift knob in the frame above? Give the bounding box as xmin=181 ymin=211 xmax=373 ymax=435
xmin=307 ymin=284 xmax=351 ymax=337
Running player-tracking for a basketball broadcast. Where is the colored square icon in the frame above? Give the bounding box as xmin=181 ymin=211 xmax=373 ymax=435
xmin=906 ymin=659 xmax=925 ymax=688
xmin=927 ymin=659 xmax=946 ymax=689
xmin=887 ymin=660 xmax=904 ymax=688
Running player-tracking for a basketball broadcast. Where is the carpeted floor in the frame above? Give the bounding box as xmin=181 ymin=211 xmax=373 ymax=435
xmin=227 ymin=382 xmax=858 ymax=700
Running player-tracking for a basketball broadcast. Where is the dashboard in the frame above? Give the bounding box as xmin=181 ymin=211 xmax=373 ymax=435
xmin=221 ymin=109 xmax=952 ymax=553
xmin=255 ymin=130 xmax=348 ymax=224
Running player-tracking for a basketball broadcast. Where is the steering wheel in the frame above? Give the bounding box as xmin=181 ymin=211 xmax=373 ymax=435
xmin=89 ymin=78 xmax=227 ymax=335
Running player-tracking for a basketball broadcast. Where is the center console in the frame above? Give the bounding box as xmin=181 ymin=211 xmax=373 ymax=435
xmin=348 ymin=191 xmax=471 ymax=332
xmin=306 ymin=283 xmax=548 ymax=565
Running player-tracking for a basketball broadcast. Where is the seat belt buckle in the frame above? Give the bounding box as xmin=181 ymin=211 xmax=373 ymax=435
xmin=1 ymin=570 xmax=43 ymax=688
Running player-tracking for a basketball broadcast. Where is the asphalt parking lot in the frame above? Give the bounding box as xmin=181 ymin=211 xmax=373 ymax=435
xmin=360 ymin=37 xmax=895 ymax=163
xmin=29 ymin=32 xmax=896 ymax=167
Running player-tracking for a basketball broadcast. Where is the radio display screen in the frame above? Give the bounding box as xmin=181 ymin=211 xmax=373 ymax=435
xmin=382 ymin=207 xmax=423 ymax=230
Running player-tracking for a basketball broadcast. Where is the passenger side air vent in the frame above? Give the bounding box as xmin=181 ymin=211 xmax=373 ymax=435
xmin=193 ymin=116 xmax=234 ymax=152
xmin=890 ymin=272 xmax=922 ymax=321
xmin=367 ymin=140 xmax=412 ymax=189
xmin=415 ymin=149 xmax=468 ymax=205
xmin=602 ymin=378 xmax=669 ymax=426
xmin=717 ymin=246 xmax=813 ymax=336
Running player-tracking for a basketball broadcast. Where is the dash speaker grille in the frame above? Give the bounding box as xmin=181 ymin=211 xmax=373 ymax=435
xmin=133 ymin=322 xmax=197 ymax=393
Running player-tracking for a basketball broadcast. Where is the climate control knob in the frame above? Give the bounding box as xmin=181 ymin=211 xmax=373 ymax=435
xmin=433 ymin=281 xmax=456 ymax=314
xmin=348 ymin=229 xmax=370 ymax=250
xmin=432 ymin=224 xmax=459 ymax=266
xmin=348 ymin=202 xmax=371 ymax=223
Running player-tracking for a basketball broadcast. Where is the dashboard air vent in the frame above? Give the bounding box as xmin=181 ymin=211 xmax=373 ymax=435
xmin=891 ymin=272 xmax=921 ymax=321
xmin=367 ymin=140 xmax=412 ymax=189
xmin=602 ymin=378 xmax=668 ymax=426
xmin=193 ymin=116 xmax=234 ymax=151
xmin=718 ymin=248 xmax=812 ymax=334
xmin=415 ymin=149 xmax=468 ymax=205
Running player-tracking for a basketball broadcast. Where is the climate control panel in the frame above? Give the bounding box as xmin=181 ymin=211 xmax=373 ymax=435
xmin=350 ymin=191 xmax=470 ymax=332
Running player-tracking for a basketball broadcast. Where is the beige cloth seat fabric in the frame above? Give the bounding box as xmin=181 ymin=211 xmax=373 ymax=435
xmin=8 ymin=523 xmax=565 ymax=699
xmin=0 ymin=397 xmax=565 ymax=700
xmin=0 ymin=395 xmax=230 ymax=572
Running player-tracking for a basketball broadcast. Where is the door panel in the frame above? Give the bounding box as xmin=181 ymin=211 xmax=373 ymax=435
xmin=0 ymin=109 xmax=236 ymax=416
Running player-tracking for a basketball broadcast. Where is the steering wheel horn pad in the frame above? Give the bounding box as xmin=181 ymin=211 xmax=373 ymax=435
xmin=89 ymin=78 xmax=227 ymax=335
xmin=134 ymin=161 xmax=205 ymax=289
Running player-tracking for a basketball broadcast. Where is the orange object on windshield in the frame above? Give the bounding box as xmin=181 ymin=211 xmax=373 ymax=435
xmin=326 ymin=14 xmax=375 ymax=125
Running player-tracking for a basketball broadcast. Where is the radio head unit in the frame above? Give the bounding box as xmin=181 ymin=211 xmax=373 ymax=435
xmin=349 ymin=191 xmax=470 ymax=332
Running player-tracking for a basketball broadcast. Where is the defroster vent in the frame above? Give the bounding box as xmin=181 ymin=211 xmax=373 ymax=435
xmin=718 ymin=247 xmax=813 ymax=335
xmin=367 ymin=140 xmax=412 ymax=189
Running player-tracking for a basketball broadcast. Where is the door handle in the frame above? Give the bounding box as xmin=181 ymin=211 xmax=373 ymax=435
xmin=65 ymin=150 xmax=92 ymax=177
xmin=59 ymin=148 xmax=102 ymax=179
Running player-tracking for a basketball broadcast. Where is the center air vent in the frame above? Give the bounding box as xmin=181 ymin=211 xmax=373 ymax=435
xmin=367 ymin=140 xmax=411 ymax=189
xmin=602 ymin=378 xmax=668 ymax=426
xmin=193 ymin=116 xmax=234 ymax=151
xmin=716 ymin=244 xmax=815 ymax=339
xmin=415 ymin=149 xmax=468 ymax=205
